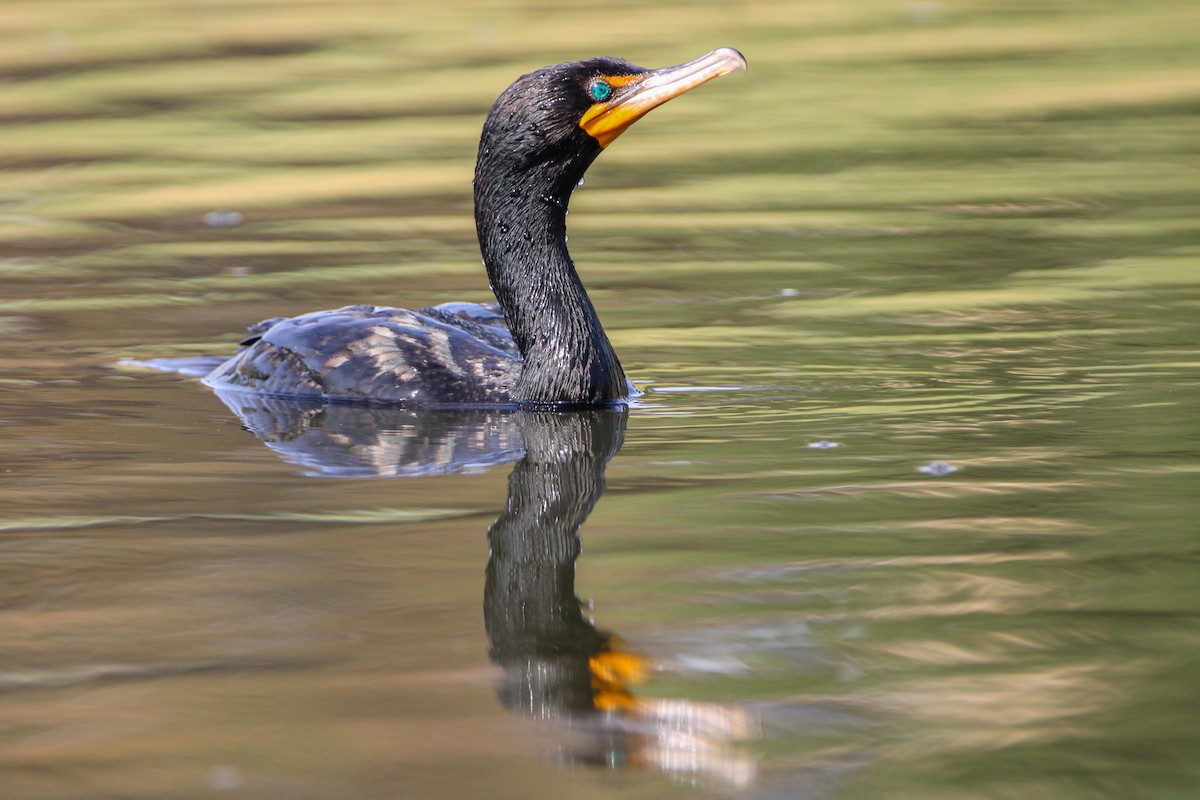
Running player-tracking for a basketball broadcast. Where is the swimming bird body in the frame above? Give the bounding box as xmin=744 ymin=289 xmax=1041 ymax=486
xmin=202 ymin=48 xmax=747 ymax=408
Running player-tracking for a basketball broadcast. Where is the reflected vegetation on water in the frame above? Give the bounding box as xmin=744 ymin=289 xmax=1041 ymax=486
xmin=2 ymin=0 xmax=1199 ymax=798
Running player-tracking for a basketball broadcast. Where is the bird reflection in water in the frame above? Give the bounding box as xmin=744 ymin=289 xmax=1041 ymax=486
xmin=211 ymin=390 xmax=758 ymax=787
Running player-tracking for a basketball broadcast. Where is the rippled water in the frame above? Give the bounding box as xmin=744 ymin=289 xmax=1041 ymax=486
xmin=2 ymin=1 xmax=1198 ymax=798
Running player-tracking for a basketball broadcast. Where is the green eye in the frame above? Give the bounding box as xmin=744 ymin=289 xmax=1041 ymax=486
xmin=588 ymin=80 xmax=612 ymax=102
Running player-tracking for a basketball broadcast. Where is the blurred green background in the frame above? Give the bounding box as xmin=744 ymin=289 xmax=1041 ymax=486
xmin=1 ymin=1 xmax=1198 ymax=799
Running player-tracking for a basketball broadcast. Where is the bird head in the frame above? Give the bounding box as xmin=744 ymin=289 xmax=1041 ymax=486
xmin=477 ymin=47 xmax=747 ymax=179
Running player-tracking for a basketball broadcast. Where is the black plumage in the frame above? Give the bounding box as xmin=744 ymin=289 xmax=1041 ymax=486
xmin=202 ymin=48 xmax=746 ymax=407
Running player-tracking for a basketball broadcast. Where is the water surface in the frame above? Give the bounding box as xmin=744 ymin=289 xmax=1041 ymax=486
xmin=2 ymin=1 xmax=1198 ymax=798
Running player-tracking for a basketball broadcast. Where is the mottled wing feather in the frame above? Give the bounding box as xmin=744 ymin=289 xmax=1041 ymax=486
xmin=203 ymin=304 xmax=521 ymax=405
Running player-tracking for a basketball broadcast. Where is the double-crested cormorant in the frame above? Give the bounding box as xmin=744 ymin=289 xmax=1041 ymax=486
xmin=202 ymin=48 xmax=747 ymax=408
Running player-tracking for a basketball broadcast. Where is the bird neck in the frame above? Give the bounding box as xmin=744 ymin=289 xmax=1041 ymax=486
xmin=474 ymin=153 xmax=628 ymax=407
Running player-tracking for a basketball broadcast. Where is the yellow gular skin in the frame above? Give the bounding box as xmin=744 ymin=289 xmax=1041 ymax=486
xmin=579 ymin=47 xmax=747 ymax=148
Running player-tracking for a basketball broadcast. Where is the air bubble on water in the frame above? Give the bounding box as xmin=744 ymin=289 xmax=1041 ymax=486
xmin=904 ymin=1 xmax=945 ymax=24
xmin=203 ymin=209 xmax=243 ymax=228
xmin=47 ymin=30 xmax=71 ymax=57
xmin=206 ymin=766 xmax=241 ymax=791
